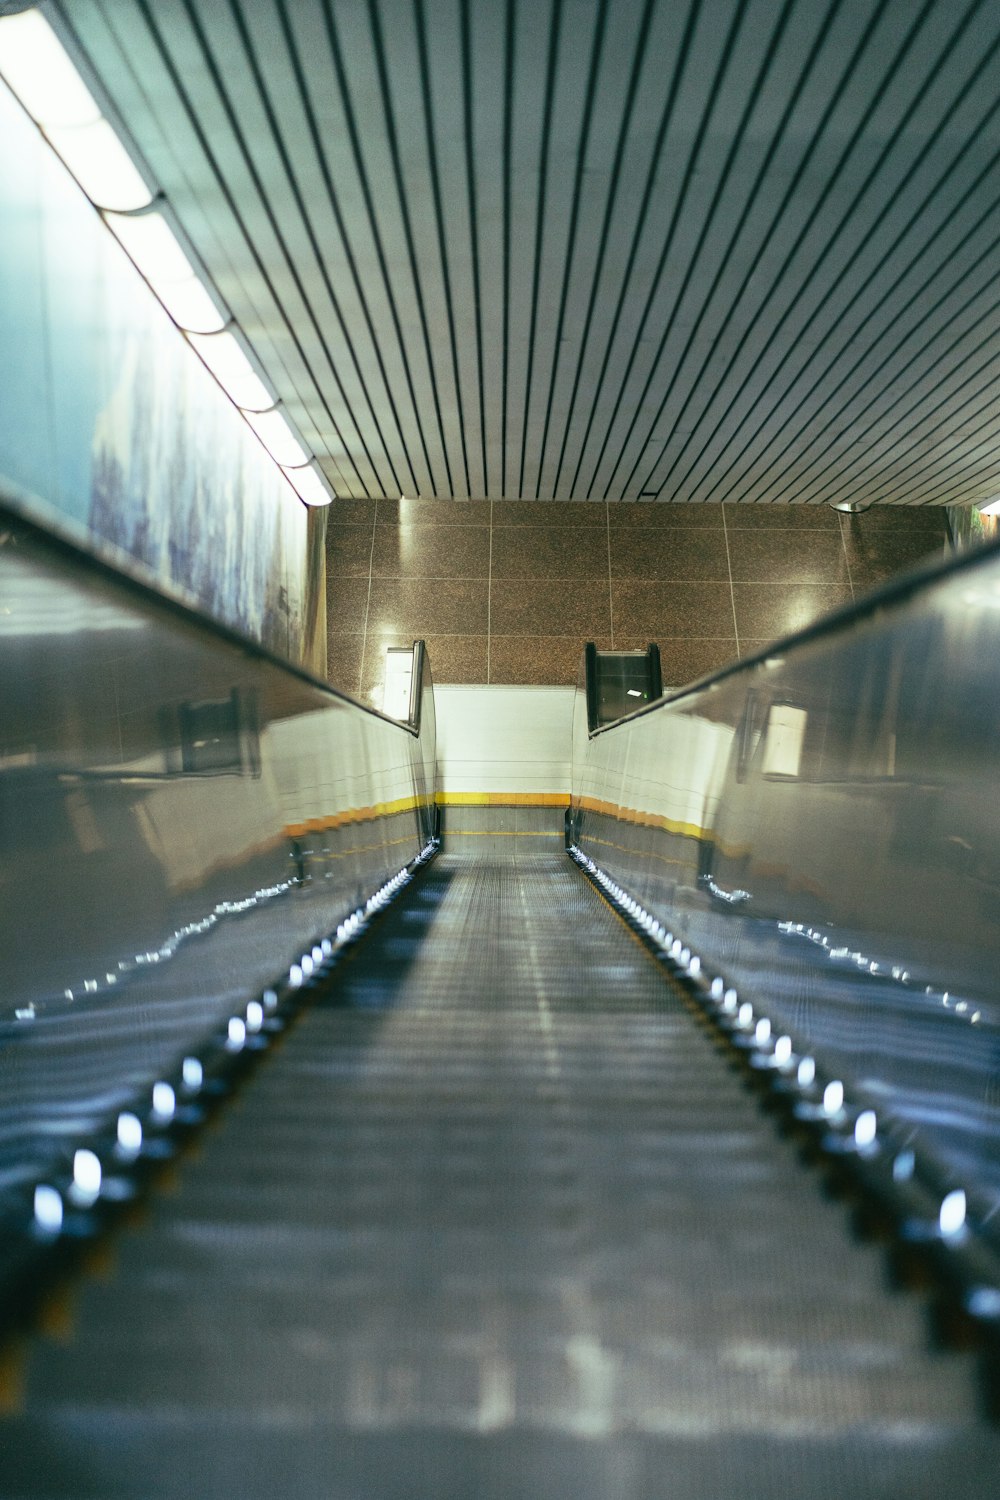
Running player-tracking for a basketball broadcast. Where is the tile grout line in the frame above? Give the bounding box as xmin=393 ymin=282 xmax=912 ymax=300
xmin=838 ymin=511 xmax=856 ymax=600
xmin=360 ymin=504 xmax=378 ymax=697
xmin=606 ymin=500 xmax=614 ymax=648
xmin=720 ymin=503 xmax=740 ymax=657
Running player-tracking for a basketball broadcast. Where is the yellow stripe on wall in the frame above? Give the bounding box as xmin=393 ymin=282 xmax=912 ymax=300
xmin=436 ymin=791 xmax=570 ymax=807
xmin=284 ymin=793 xmax=434 ymax=838
xmin=573 ymin=794 xmax=705 ymax=841
xmin=284 ymin=790 xmax=569 ymax=838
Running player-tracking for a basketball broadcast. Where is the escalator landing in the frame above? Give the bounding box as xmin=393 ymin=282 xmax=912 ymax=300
xmin=1 ymin=843 xmax=997 ymax=1498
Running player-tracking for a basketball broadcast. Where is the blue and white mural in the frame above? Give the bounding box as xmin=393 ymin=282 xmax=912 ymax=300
xmin=0 ymin=83 xmax=310 ymax=663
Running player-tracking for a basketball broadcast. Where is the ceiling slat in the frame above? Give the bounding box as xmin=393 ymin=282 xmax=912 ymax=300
xmin=56 ymin=0 xmax=1000 ymax=505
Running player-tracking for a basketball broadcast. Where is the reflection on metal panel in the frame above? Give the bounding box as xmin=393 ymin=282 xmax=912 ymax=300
xmin=0 ymin=508 xmax=435 ymax=1216
xmin=571 ymin=541 xmax=1000 ymax=1255
xmin=760 ymin=703 xmax=808 ymax=778
xmin=382 ymin=646 xmax=414 ymax=721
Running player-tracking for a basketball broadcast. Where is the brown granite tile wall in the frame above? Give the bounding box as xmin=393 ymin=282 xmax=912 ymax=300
xmin=325 ymin=499 xmax=949 ymax=701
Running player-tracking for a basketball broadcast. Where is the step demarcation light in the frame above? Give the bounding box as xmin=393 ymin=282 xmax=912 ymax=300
xmin=45 ymin=117 xmax=151 ymax=212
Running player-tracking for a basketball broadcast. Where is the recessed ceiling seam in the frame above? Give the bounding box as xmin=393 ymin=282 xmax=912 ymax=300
xmin=413 ymin=0 xmax=473 ymax=497
xmin=499 ymin=0 xmax=514 ymax=497
xmin=761 ymin=238 xmax=1000 ymax=506
xmin=181 ymin=0 xmax=383 ymax=494
xmin=364 ymin=0 xmax=457 ymax=497
xmin=811 ymin=338 xmax=1000 ymax=509
xmin=613 ymin=0 xmax=802 ymax=501
xmin=710 ymin=28 xmax=1000 ymax=508
xmin=664 ymin=0 xmax=944 ymax=504
xmin=682 ymin=0 xmax=988 ymax=506
xmin=271 ymin=0 xmax=419 ymax=496
xmin=459 ymin=0 xmax=489 ymax=497
xmin=586 ymin=0 xmax=755 ymax=500
xmin=548 ymin=0 xmax=658 ymax=500
xmin=629 ymin=0 xmax=845 ymax=502
xmin=311 ymin=0 xmax=440 ymax=497
xmin=565 ymin=0 xmax=702 ymax=497
xmin=517 ymin=0 xmax=564 ymax=499
xmin=650 ymin=0 xmax=897 ymax=505
xmin=127 ymin=0 xmax=367 ymax=494
xmin=52 ymin=0 xmax=1000 ymax=506
xmin=226 ymin=0 xmax=406 ymax=495
xmin=534 ymin=0 xmax=610 ymax=500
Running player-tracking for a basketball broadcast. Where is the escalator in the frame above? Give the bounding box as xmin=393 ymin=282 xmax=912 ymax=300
xmin=2 ymin=505 xmax=1000 ymax=1496
xmin=5 ymin=835 xmax=998 ymax=1497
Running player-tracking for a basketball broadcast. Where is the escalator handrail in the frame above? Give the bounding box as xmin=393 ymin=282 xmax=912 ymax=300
xmin=0 ymin=493 xmax=428 ymax=738
xmin=583 ymin=641 xmax=663 ymax=734
xmin=585 ymin=522 xmax=1000 ymax=738
xmin=407 ymin=638 xmax=428 ymax=735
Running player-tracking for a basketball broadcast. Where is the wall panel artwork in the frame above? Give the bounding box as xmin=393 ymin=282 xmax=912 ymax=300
xmin=0 ymin=83 xmax=312 ymax=666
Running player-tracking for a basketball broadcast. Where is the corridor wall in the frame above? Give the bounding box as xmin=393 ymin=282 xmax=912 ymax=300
xmin=0 ymin=82 xmax=318 ymax=669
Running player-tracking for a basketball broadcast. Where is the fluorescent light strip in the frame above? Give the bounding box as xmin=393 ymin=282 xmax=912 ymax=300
xmin=104 ymin=211 xmax=225 ymax=334
xmin=244 ymin=408 xmax=308 ymax=468
xmin=281 ymin=463 xmax=335 ymax=507
xmin=45 ymin=117 xmax=151 ymax=211
xmin=187 ymin=329 xmax=273 ymax=412
xmin=0 ymin=10 xmax=99 ymax=127
xmin=0 ymin=10 xmax=330 ymax=504
xmin=0 ymin=12 xmax=151 ymax=211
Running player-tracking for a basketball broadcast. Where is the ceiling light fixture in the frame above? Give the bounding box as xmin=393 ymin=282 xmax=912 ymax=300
xmin=977 ymin=497 xmax=1000 ymax=516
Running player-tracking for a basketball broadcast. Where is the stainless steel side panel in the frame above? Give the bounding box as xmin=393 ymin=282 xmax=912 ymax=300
xmin=571 ymin=544 xmax=1000 ymax=1244
xmin=0 ymin=513 xmax=435 ymax=1203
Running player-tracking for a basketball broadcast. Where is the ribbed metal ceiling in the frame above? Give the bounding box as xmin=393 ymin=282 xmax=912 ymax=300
xmin=53 ymin=0 xmax=1000 ymax=504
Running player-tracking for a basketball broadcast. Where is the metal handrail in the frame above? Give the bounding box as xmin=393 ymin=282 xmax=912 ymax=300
xmin=0 ymin=492 xmax=427 ymax=738
xmin=586 ymin=526 xmax=1000 ymax=737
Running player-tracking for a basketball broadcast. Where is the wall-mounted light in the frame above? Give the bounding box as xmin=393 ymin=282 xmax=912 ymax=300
xmin=48 ymin=117 xmax=151 ymax=211
xmin=281 ymin=462 xmax=334 ymax=507
xmin=104 ymin=209 xmax=225 ymax=334
xmin=243 ymin=407 xmax=308 ymax=468
xmin=0 ymin=10 xmax=151 ymax=210
xmin=187 ymin=329 xmax=273 ymax=412
xmin=0 ymin=7 xmax=331 ymax=507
